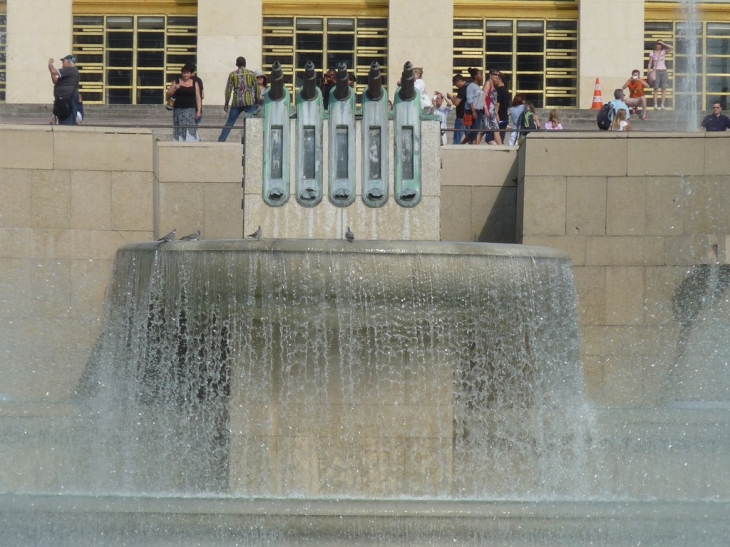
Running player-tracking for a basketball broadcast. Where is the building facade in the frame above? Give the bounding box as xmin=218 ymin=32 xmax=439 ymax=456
xmin=2 ymin=0 xmax=729 ymax=109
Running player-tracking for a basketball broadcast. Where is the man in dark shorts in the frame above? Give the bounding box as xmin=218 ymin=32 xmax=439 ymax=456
xmin=447 ymin=74 xmax=468 ymax=145
xmin=700 ymin=101 xmax=730 ymax=132
xmin=48 ymin=55 xmax=80 ymax=125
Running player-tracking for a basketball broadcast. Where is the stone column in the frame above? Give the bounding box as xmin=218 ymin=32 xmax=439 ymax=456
xmin=197 ymin=0 xmax=262 ymax=106
xmin=388 ymin=0 xmax=453 ymax=104
xmin=578 ymin=0 xmax=645 ymax=108
xmin=6 ymin=0 xmax=73 ymax=104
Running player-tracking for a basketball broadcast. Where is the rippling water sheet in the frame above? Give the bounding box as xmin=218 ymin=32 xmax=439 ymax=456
xmin=5 ymin=240 xmax=729 ymax=545
xmin=2 ymin=494 xmax=729 ymax=547
xmin=74 ymin=240 xmax=589 ymax=499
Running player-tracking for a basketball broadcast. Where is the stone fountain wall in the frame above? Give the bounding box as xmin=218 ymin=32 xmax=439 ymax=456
xmin=2 ymin=124 xmax=730 ymax=499
xmin=517 ymin=131 xmax=730 ymax=406
xmin=517 ymin=131 xmax=730 ymax=499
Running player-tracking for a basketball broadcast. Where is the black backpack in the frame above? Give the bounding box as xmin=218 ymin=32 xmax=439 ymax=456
xmin=597 ymin=103 xmax=615 ymax=130
xmin=516 ymin=108 xmax=537 ymax=137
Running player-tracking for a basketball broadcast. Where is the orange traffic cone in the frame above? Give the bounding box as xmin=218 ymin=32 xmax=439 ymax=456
xmin=591 ymin=78 xmax=603 ymax=110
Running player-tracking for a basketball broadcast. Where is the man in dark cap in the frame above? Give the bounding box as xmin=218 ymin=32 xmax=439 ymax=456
xmin=218 ymin=56 xmax=259 ymax=142
xmin=48 ymin=55 xmax=80 ymax=125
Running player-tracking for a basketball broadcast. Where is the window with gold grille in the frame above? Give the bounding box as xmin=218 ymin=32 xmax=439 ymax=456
xmin=262 ymin=16 xmax=388 ymax=100
xmin=453 ymin=18 xmax=578 ymax=108
xmin=646 ymin=21 xmax=730 ymax=110
xmin=72 ymin=15 xmax=197 ymax=104
xmin=0 ymin=8 xmax=6 ymax=102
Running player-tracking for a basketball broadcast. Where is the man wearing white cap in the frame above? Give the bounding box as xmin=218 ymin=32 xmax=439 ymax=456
xmin=48 ymin=55 xmax=80 ymax=125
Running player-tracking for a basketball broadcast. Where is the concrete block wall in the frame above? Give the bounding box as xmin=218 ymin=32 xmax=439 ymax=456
xmin=518 ymin=131 xmax=730 ymax=406
xmin=0 ymin=125 xmax=155 ymax=401
xmin=156 ymin=141 xmax=245 ymax=239
xmin=4 ymin=122 xmax=728 ymax=411
xmin=439 ymin=145 xmax=519 ymax=243
xmin=0 ymin=125 xmax=244 ymax=402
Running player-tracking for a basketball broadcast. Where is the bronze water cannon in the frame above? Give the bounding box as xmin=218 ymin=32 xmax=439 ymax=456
xmin=300 ymin=61 xmax=318 ymax=101
xmin=333 ymin=62 xmax=351 ymax=102
xmin=366 ymin=61 xmax=383 ymax=102
xmin=268 ymin=61 xmax=286 ymax=102
xmin=398 ymin=61 xmax=416 ymax=102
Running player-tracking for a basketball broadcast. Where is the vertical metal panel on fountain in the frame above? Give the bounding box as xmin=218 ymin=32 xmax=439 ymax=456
xmin=262 ymin=62 xmax=291 ymax=207
xmin=295 ymin=61 xmax=323 ymax=207
xmin=393 ymin=62 xmax=422 ymax=208
xmin=327 ymin=63 xmax=357 ymax=207
xmin=361 ymin=61 xmax=389 ymax=208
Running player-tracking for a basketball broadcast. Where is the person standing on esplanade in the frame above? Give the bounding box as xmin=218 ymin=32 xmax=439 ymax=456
xmin=462 ymin=67 xmax=485 ymax=144
xmin=446 ymin=74 xmax=467 ymax=145
xmin=167 ymin=62 xmax=202 ymax=142
xmin=218 ymin=56 xmax=259 ymax=142
xmin=648 ymin=39 xmax=673 ymax=110
xmin=48 ymin=55 xmax=80 ymax=125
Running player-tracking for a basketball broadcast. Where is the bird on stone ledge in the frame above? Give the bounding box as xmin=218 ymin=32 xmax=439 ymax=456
xmin=158 ymin=228 xmax=176 ymax=242
xmin=345 ymin=226 xmax=354 ymax=242
xmin=247 ymin=226 xmax=262 ymax=240
xmin=180 ymin=230 xmax=201 ymax=241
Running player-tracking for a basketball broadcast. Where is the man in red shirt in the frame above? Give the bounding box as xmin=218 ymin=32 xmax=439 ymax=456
xmin=622 ymin=69 xmax=649 ymax=121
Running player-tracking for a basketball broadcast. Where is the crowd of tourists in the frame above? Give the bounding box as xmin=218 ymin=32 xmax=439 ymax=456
xmin=48 ymin=42 xmax=729 ymax=142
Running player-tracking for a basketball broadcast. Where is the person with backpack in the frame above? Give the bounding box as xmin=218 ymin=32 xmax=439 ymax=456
xmin=598 ymin=89 xmax=631 ymax=130
xmin=525 ymin=101 xmax=540 ymax=128
xmin=610 ymin=89 xmax=631 ymax=121
xmin=218 ymin=56 xmax=259 ymax=142
xmin=515 ymin=101 xmax=538 ymax=144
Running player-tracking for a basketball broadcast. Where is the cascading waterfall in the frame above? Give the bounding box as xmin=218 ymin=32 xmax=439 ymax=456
xmin=74 ymin=240 xmax=591 ymax=500
xmin=677 ymin=0 xmax=700 ymax=130
xmin=4 ymin=240 xmax=730 ymax=546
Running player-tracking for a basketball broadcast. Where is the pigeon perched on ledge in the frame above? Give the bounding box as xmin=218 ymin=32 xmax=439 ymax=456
xmin=248 ymin=226 xmax=262 ymax=240
xmin=180 ymin=230 xmax=201 ymax=241
xmin=345 ymin=227 xmax=354 ymax=242
xmin=157 ymin=229 xmax=176 ymax=242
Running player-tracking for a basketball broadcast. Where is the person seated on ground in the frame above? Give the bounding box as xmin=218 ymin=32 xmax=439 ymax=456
xmin=544 ymin=109 xmax=563 ymax=131
xmin=700 ymin=101 xmax=730 ymax=132
xmin=622 ymin=69 xmax=649 ymax=120
xmin=611 ymin=109 xmax=630 ymax=132
xmin=610 ymin=89 xmax=631 ymax=122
